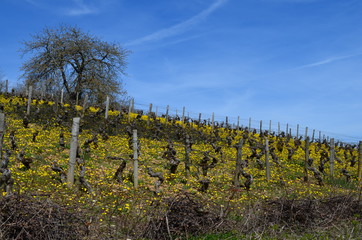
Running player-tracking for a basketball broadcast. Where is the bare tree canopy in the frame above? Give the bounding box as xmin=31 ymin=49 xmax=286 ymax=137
xmin=20 ymin=25 xmax=130 ymax=103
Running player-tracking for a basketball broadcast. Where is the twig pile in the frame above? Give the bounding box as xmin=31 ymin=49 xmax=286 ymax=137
xmin=244 ymin=194 xmax=362 ymax=233
xmin=143 ymin=193 xmax=224 ymax=239
xmin=0 ymin=194 xmax=87 ymax=240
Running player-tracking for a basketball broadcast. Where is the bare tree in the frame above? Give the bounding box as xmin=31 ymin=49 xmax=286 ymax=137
xmin=20 ymin=24 xmax=130 ymax=103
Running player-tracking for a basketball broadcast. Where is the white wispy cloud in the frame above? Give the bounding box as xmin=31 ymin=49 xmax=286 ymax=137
xmin=24 ymin=0 xmax=42 ymax=8
xmin=291 ymin=52 xmax=362 ymax=70
xmin=125 ymin=0 xmax=228 ymax=46
xmin=24 ymin=0 xmax=99 ymax=16
xmin=65 ymin=0 xmax=98 ymax=16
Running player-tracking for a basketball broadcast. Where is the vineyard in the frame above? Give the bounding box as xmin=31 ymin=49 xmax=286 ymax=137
xmin=1 ymin=92 xmax=362 ymax=239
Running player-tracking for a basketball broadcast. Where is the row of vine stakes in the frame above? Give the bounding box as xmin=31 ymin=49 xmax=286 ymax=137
xmin=2 ymin=85 xmax=362 ymax=192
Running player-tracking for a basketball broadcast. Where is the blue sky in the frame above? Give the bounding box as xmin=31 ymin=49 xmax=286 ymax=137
xmin=1 ymin=0 xmax=362 ymax=142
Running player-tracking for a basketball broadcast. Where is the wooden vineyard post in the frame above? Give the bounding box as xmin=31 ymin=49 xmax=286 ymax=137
xmin=133 ymin=130 xmax=139 ymax=189
xmin=165 ymin=105 xmax=169 ymax=122
xmin=265 ymin=137 xmax=271 ymax=181
xmin=81 ymin=94 xmax=88 ymax=118
xmin=147 ymin=103 xmax=153 ymax=126
xmin=278 ymin=122 xmax=280 ymax=135
xmin=312 ymin=129 xmax=315 ymax=142
xmin=330 ymin=138 xmax=335 ymax=179
xmin=234 ymin=139 xmax=243 ymax=187
xmin=304 ymin=137 xmax=310 ymax=182
xmin=297 ymin=124 xmax=300 ymax=138
xmin=237 ymin=116 xmax=240 ymax=129
xmin=5 ymin=79 xmax=8 ymax=93
xmin=27 ymin=85 xmax=32 ymax=115
xmin=67 ymin=117 xmax=80 ymax=187
xmin=182 ymin=106 xmax=185 ymax=123
xmin=248 ymin=117 xmax=251 ymax=131
xmin=60 ymin=88 xmax=64 ymax=105
xmin=0 ymin=113 xmax=5 ymax=160
xmin=128 ymin=99 xmax=134 ymax=123
xmin=211 ymin=112 xmax=215 ymax=129
xmin=155 ymin=106 xmax=158 ymax=118
xmin=269 ymin=120 xmax=272 ymax=134
xmin=305 ymin=127 xmax=308 ymax=140
xmin=260 ymin=120 xmax=263 ymax=134
xmin=198 ymin=113 xmax=202 ymax=125
xmin=105 ymin=96 xmax=110 ymax=119
xmin=286 ymin=123 xmax=289 ymax=136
